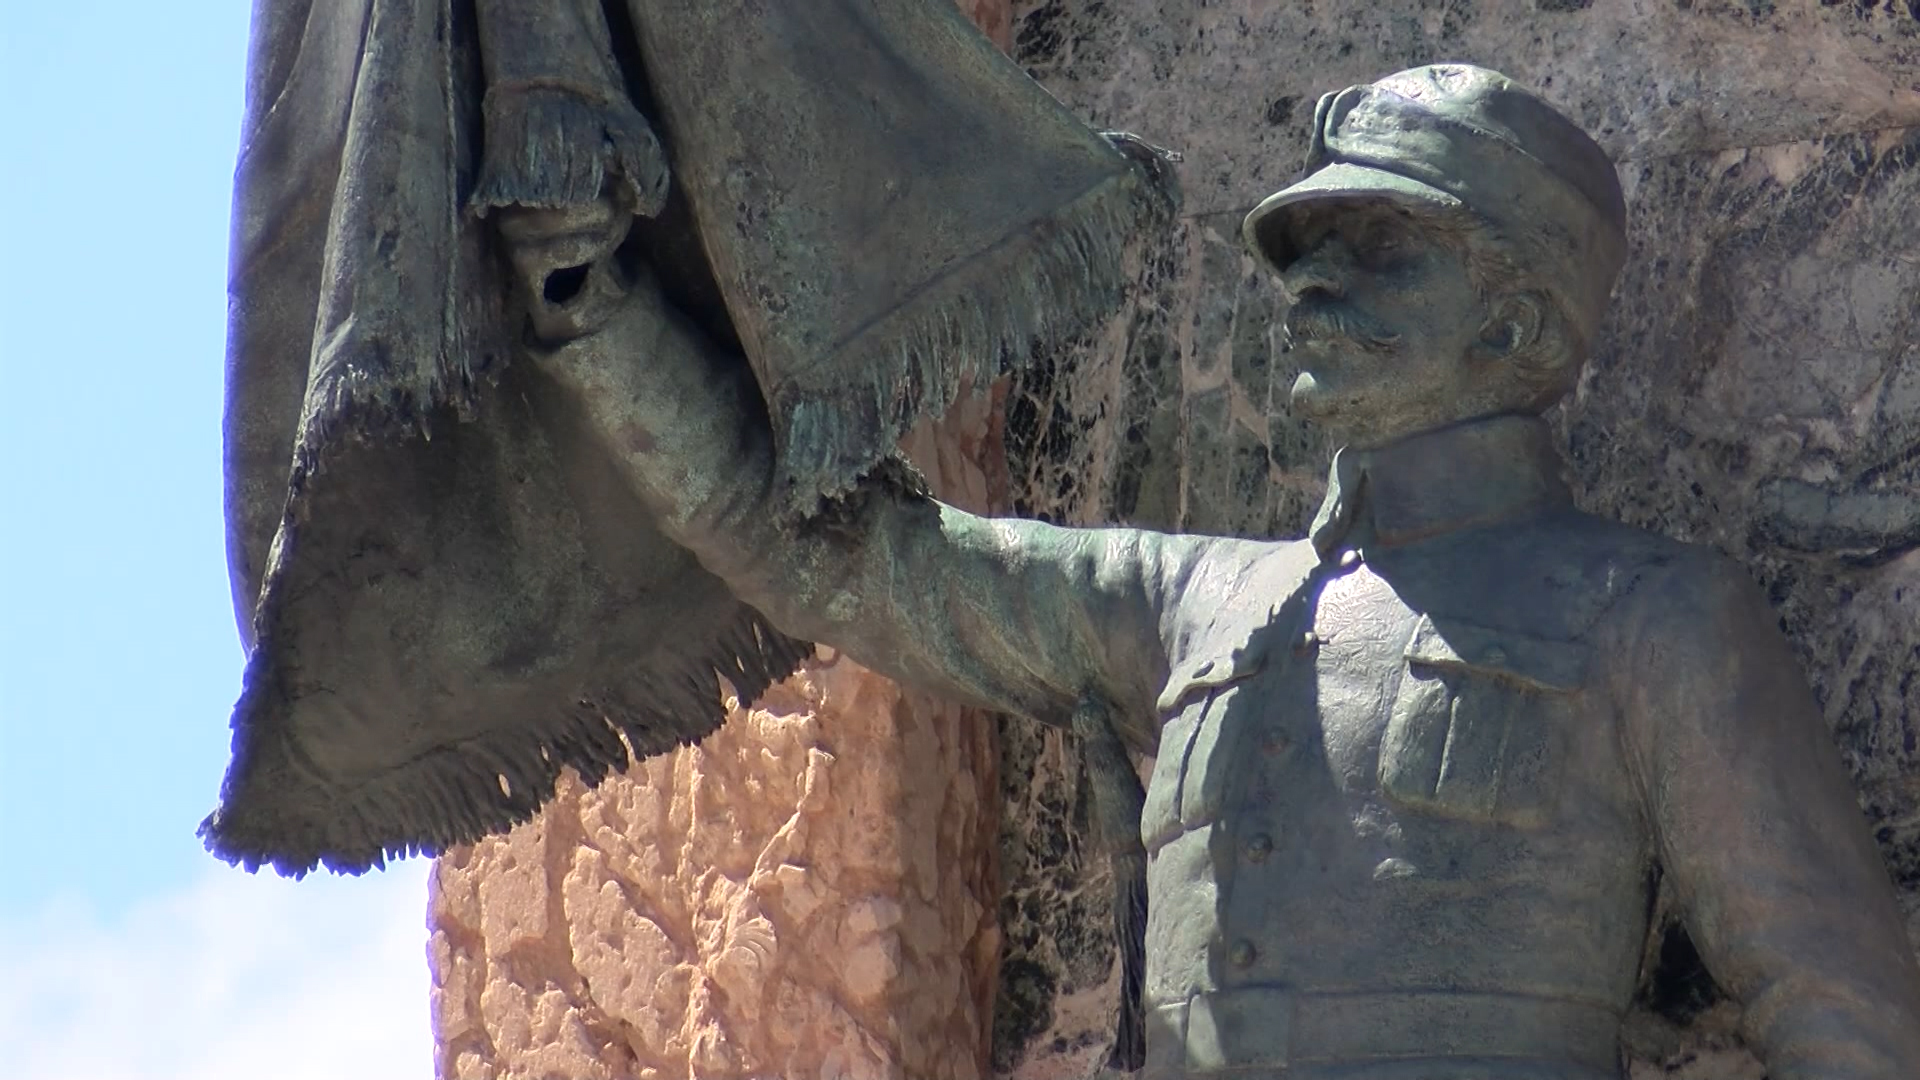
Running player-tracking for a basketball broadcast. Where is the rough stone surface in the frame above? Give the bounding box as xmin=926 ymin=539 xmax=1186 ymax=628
xmin=430 ymin=660 xmax=1001 ymax=1080
xmin=993 ymin=0 xmax=1920 ymax=1074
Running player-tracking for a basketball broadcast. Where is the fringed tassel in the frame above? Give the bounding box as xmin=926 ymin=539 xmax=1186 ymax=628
xmin=1074 ymin=695 xmax=1151 ymax=1073
xmin=470 ymin=83 xmax=669 ymax=218
xmin=469 ymin=0 xmax=669 ymax=218
xmin=775 ymin=134 xmax=1181 ymax=517
xmin=203 ymin=607 xmax=810 ymax=876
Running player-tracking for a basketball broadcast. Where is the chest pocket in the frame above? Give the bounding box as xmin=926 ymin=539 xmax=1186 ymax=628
xmin=1140 ymin=647 xmax=1268 ymax=852
xmin=1380 ymin=614 xmax=1590 ymax=828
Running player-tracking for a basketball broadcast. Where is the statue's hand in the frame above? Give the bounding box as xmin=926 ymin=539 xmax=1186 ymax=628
xmin=501 ymin=200 xmax=765 ymax=535
xmin=493 ymin=197 xmax=637 ymax=343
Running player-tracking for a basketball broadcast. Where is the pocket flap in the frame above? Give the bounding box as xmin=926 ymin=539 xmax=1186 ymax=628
xmin=1154 ymin=647 xmax=1266 ymax=716
xmin=1402 ymin=614 xmax=1589 ymax=693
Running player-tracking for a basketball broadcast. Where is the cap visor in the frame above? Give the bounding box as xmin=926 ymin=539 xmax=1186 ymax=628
xmin=1243 ymin=161 xmax=1464 ymax=272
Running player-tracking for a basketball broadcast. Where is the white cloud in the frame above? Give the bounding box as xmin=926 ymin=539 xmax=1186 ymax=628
xmin=0 ymin=861 xmax=434 ymax=1080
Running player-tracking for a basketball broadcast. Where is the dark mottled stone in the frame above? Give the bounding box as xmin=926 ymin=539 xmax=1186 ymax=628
xmin=990 ymin=711 xmax=1118 ymax=1074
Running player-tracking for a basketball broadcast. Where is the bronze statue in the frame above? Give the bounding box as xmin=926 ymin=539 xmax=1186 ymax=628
xmin=205 ymin=4 xmax=1920 ymax=1070
xmin=515 ymin=65 xmax=1920 ymax=1077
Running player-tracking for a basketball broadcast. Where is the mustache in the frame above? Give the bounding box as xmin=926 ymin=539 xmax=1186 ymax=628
xmin=1282 ymin=297 xmax=1401 ymax=355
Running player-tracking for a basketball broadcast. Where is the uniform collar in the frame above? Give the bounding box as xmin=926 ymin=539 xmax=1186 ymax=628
xmin=1309 ymin=413 xmax=1573 ymax=561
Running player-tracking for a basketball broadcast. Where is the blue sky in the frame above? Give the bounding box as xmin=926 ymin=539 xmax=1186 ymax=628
xmin=1 ymin=4 xmax=429 ymax=1076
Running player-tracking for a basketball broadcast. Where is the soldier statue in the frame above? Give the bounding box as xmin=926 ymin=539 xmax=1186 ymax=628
xmin=204 ymin=11 xmax=1920 ymax=1071
xmin=501 ymin=64 xmax=1920 ymax=1078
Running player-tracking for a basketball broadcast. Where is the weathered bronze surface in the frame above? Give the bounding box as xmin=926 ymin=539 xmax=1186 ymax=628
xmin=528 ymin=64 xmax=1920 ymax=1078
xmin=205 ymin=0 xmax=1169 ymax=876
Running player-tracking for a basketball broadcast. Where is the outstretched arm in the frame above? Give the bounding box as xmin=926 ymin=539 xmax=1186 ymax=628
xmin=526 ymin=225 xmax=1223 ymax=736
xmin=1617 ymin=559 xmax=1920 ymax=1078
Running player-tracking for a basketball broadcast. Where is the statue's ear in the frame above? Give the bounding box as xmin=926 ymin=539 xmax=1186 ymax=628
xmin=1472 ymin=291 xmax=1545 ymax=364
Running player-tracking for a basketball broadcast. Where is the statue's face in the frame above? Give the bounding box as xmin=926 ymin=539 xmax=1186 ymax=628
xmin=1274 ymin=200 xmax=1499 ymax=448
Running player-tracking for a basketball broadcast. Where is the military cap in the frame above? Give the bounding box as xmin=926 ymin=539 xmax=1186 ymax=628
xmin=1243 ymin=64 xmax=1628 ymax=341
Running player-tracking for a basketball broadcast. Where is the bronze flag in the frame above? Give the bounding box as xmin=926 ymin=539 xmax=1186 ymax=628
xmin=206 ymin=0 xmax=1174 ymax=876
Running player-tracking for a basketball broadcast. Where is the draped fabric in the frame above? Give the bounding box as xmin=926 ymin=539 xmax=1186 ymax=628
xmin=208 ymin=0 xmax=1173 ymax=877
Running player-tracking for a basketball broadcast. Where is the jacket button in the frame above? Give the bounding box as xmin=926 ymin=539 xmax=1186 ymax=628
xmin=1482 ymin=645 xmax=1508 ymax=665
xmin=1293 ymin=630 xmax=1321 ymax=657
xmin=1338 ymin=548 xmax=1363 ymax=570
xmin=1245 ymin=833 xmax=1274 ymax=862
xmin=1228 ymin=939 xmax=1257 ymax=968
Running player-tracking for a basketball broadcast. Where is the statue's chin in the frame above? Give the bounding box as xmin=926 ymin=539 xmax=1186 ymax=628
xmin=1291 ymin=370 xmax=1395 ymax=448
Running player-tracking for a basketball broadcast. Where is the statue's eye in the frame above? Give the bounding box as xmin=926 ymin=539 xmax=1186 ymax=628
xmin=1352 ymin=222 xmax=1411 ymax=271
xmin=1288 ymin=219 xmax=1334 ymax=260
